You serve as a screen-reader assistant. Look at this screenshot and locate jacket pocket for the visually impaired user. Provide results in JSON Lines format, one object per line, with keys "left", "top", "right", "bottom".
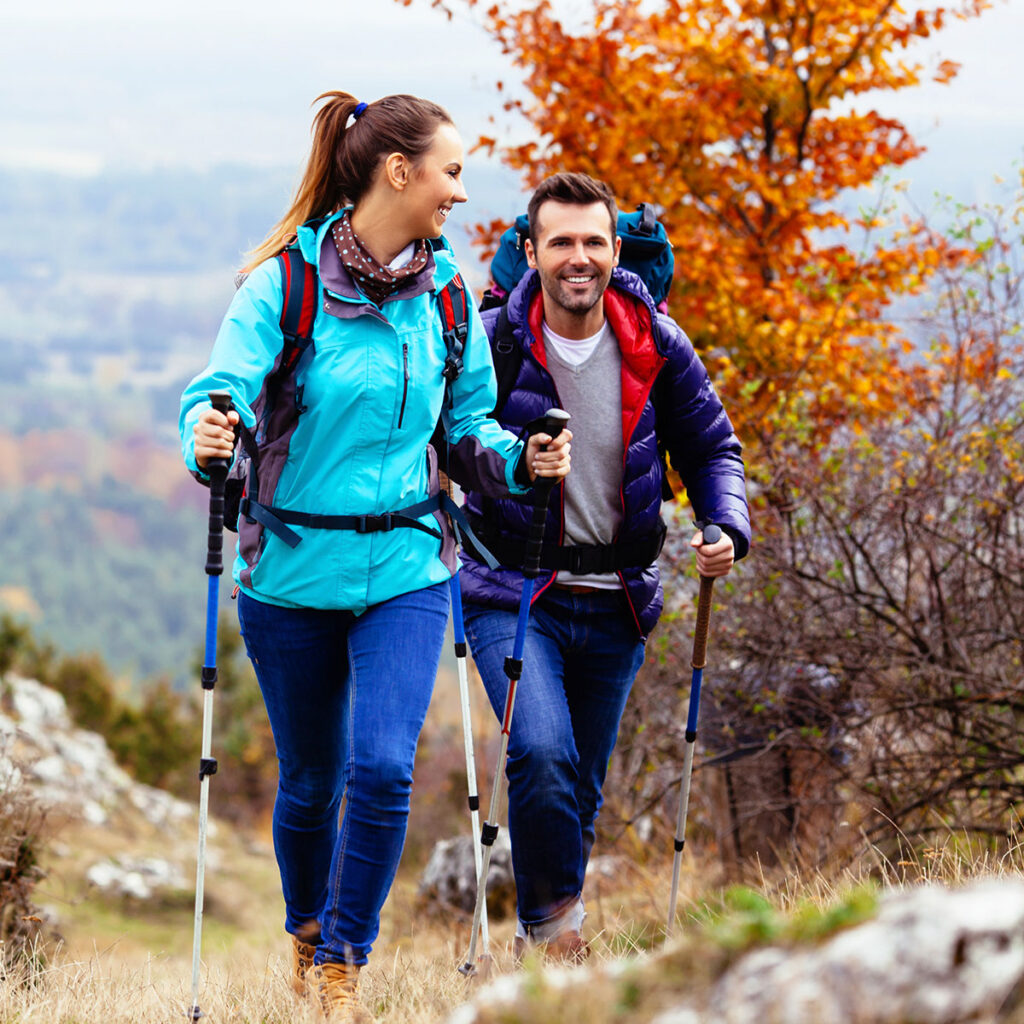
{"left": 397, "top": 341, "right": 410, "bottom": 428}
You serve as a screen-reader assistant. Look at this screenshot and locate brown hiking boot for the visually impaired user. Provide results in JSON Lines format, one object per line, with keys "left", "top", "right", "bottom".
{"left": 512, "top": 929, "right": 590, "bottom": 965}
{"left": 290, "top": 934, "right": 318, "bottom": 996}
{"left": 289, "top": 921, "right": 321, "bottom": 996}
{"left": 312, "top": 961, "right": 368, "bottom": 1021}
{"left": 546, "top": 929, "right": 590, "bottom": 964}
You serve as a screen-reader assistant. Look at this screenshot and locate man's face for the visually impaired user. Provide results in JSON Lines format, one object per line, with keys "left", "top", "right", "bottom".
{"left": 525, "top": 200, "right": 621, "bottom": 319}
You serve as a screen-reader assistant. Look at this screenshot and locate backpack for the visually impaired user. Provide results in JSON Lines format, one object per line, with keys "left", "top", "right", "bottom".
{"left": 220, "top": 237, "right": 471, "bottom": 538}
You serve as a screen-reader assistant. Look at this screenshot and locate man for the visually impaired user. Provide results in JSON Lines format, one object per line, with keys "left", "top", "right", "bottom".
{"left": 459, "top": 172, "right": 750, "bottom": 959}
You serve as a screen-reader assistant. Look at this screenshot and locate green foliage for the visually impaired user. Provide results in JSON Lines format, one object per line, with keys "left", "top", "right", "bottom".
{"left": 46, "top": 653, "right": 117, "bottom": 735}
{"left": 106, "top": 678, "right": 196, "bottom": 792}
{"left": 0, "top": 616, "right": 34, "bottom": 678}
{"left": 697, "top": 883, "right": 879, "bottom": 952}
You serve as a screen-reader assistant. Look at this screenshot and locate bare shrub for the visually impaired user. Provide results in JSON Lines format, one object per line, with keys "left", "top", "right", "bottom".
{"left": 0, "top": 753, "right": 50, "bottom": 975}
{"left": 604, "top": 179, "right": 1024, "bottom": 869}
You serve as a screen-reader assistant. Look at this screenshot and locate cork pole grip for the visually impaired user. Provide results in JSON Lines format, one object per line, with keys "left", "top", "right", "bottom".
{"left": 691, "top": 574, "right": 715, "bottom": 670}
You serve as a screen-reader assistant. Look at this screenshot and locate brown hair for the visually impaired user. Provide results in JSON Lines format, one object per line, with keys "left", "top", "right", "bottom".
{"left": 244, "top": 91, "right": 453, "bottom": 272}
{"left": 526, "top": 172, "right": 618, "bottom": 245}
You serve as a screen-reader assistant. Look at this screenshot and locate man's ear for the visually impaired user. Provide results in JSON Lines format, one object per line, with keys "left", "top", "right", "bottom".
{"left": 612, "top": 235, "right": 622, "bottom": 268}
{"left": 525, "top": 238, "right": 538, "bottom": 269}
{"left": 384, "top": 152, "right": 409, "bottom": 191}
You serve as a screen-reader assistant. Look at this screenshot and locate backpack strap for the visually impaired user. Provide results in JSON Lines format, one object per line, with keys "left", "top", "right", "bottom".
{"left": 238, "top": 246, "right": 319, "bottom": 523}
{"left": 437, "top": 274, "right": 469, "bottom": 406}
{"left": 428, "top": 272, "right": 469, "bottom": 457}
{"left": 648, "top": 313, "right": 677, "bottom": 501}
{"left": 490, "top": 303, "right": 522, "bottom": 418}
{"left": 279, "top": 247, "right": 318, "bottom": 344}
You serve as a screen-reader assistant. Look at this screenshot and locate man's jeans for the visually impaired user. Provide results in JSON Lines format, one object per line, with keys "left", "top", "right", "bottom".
{"left": 463, "top": 585, "right": 646, "bottom": 932}
{"left": 237, "top": 583, "right": 448, "bottom": 965}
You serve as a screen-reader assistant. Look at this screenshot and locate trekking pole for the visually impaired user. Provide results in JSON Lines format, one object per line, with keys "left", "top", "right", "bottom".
{"left": 460, "top": 408, "right": 570, "bottom": 978}
{"left": 188, "top": 391, "right": 234, "bottom": 1021}
{"left": 665, "top": 523, "right": 721, "bottom": 939}
{"left": 449, "top": 571, "right": 489, "bottom": 955}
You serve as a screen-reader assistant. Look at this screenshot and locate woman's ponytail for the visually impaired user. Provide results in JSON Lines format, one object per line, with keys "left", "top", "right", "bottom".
{"left": 242, "top": 90, "right": 453, "bottom": 273}
{"left": 242, "top": 91, "right": 360, "bottom": 272}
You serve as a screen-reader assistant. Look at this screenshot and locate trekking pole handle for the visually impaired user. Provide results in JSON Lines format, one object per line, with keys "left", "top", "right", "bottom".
{"left": 205, "top": 391, "right": 235, "bottom": 577}
{"left": 692, "top": 524, "right": 721, "bottom": 670}
{"left": 523, "top": 409, "right": 570, "bottom": 578}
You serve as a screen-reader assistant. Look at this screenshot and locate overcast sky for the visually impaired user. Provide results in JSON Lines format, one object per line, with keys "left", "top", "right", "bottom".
{"left": 1, "top": 0, "right": 1021, "bottom": 204}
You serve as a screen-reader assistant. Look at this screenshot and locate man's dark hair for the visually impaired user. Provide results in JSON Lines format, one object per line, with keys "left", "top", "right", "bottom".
{"left": 527, "top": 172, "right": 618, "bottom": 245}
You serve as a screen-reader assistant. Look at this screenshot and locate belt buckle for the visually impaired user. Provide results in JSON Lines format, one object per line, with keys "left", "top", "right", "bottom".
{"left": 356, "top": 513, "right": 393, "bottom": 534}
{"left": 567, "top": 546, "right": 587, "bottom": 575}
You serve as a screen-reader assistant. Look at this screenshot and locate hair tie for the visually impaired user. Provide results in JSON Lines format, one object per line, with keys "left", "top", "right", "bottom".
{"left": 353, "top": 101, "right": 368, "bottom": 120}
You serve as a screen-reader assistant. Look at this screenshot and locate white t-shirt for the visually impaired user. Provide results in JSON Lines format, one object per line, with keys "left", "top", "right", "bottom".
{"left": 542, "top": 320, "right": 606, "bottom": 366}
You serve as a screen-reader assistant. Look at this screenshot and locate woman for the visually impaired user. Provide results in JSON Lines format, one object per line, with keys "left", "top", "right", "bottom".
{"left": 179, "top": 91, "right": 571, "bottom": 1020}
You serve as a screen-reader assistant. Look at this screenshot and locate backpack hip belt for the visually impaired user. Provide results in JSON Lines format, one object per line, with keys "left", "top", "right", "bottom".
{"left": 464, "top": 512, "right": 667, "bottom": 574}
{"left": 242, "top": 492, "right": 498, "bottom": 568}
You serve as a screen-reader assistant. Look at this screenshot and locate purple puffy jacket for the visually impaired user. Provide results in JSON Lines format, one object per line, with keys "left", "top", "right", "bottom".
{"left": 458, "top": 267, "right": 750, "bottom": 638}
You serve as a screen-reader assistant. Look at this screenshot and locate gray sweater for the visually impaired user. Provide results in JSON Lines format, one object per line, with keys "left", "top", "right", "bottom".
{"left": 544, "top": 321, "right": 624, "bottom": 589}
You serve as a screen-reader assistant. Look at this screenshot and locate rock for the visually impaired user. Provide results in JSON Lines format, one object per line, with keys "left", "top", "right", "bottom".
{"left": 703, "top": 879, "right": 1024, "bottom": 1023}
{"left": 0, "top": 673, "right": 194, "bottom": 831}
{"left": 85, "top": 855, "right": 187, "bottom": 901}
{"left": 419, "top": 833, "right": 515, "bottom": 918}
{"left": 445, "top": 879, "right": 1024, "bottom": 1024}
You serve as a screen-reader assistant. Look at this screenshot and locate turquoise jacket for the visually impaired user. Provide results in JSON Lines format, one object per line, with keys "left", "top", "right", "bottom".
{"left": 180, "top": 212, "right": 527, "bottom": 613}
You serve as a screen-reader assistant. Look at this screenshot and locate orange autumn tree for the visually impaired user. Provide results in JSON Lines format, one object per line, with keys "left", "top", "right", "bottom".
{"left": 400, "top": 0, "right": 985, "bottom": 449}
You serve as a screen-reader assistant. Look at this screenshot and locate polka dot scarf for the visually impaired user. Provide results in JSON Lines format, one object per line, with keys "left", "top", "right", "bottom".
{"left": 332, "top": 211, "right": 429, "bottom": 307}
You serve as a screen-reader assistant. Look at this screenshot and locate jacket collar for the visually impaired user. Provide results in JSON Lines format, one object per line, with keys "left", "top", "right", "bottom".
{"left": 298, "top": 209, "right": 444, "bottom": 320}
{"left": 506, "top": 265, "right": 665, "bottom": 363}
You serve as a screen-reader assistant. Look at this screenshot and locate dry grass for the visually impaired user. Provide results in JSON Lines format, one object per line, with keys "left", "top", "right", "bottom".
{"left": 5, "top": 828, "right": 1024, "bottom": 1023}
{"left": 6, "top": 657, "right": 1024, "bottom": 1023}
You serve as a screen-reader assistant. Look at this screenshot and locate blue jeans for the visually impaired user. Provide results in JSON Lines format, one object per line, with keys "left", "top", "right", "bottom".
{"left": 237, "top": 583, "right": 449, "bottom": 965}
{"left": 463, "top": 586, "right": 646, "bottom": 930}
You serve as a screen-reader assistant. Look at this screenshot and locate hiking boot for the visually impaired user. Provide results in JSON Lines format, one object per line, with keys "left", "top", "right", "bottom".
{"left": 289, "top": 921, "right": 321, "bottom": 997}
{"left": 512, "top": 929, "right": 589, "bottom": 965}
{"left": 290, "top": 934, "right": 318, "bottom": 996}
{"left": 312, "top": 961, "right": 368, "bottom": 1021}
{"left": 546, "top": 929, "right": 590, "bottom": 964}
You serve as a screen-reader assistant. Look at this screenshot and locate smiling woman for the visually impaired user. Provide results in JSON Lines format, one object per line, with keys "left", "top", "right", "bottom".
{"left": 177, "top": 89, "right": 571, "bottom": 1022}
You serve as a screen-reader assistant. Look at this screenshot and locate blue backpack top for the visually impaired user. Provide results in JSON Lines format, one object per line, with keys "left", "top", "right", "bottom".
{"left": 483, "top": 203, "right": 675, "bottom": 310}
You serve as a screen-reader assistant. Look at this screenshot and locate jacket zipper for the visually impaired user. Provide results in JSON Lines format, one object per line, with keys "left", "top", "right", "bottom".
{"left": 397, "top": 342, "right": 409, "bottom": 428}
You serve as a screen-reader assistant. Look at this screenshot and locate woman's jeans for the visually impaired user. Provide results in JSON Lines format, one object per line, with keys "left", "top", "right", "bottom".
{"left": 237, "top": 583, "right": 449, "bottom": 965}
{"left": 463, "top": 586, "right": 646, "bottom": 932}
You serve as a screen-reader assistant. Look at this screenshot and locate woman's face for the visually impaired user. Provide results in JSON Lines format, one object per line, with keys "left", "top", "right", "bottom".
{"left": 402, "top": 122, "right": 468, "bottom": 239}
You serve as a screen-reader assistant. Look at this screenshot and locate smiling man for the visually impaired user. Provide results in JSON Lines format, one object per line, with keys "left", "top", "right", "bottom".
{"left": 457, "top": 172, "right": 751, "bottom": 960}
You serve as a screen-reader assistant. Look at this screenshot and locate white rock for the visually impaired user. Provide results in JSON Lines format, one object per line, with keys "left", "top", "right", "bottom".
{"left": 8, "top": 676, "right": 71, "bottom": 731}
{"left": 651, "top": 1010, "right": 703, "bottom": 1024}
{"left": 1, "top": 675, "right": 194, "bottom": 830}
{"left": 81, "top": 800, "right": 108, "bottom": 825}
{"left": 29, "top": 754, "right": 68, "bottom": 784}
{"left": 86, "top": 855, "right": 187, "bottom": 901}
{"left": 704, "top": 879, "right": 1024, "bottom": 1024}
